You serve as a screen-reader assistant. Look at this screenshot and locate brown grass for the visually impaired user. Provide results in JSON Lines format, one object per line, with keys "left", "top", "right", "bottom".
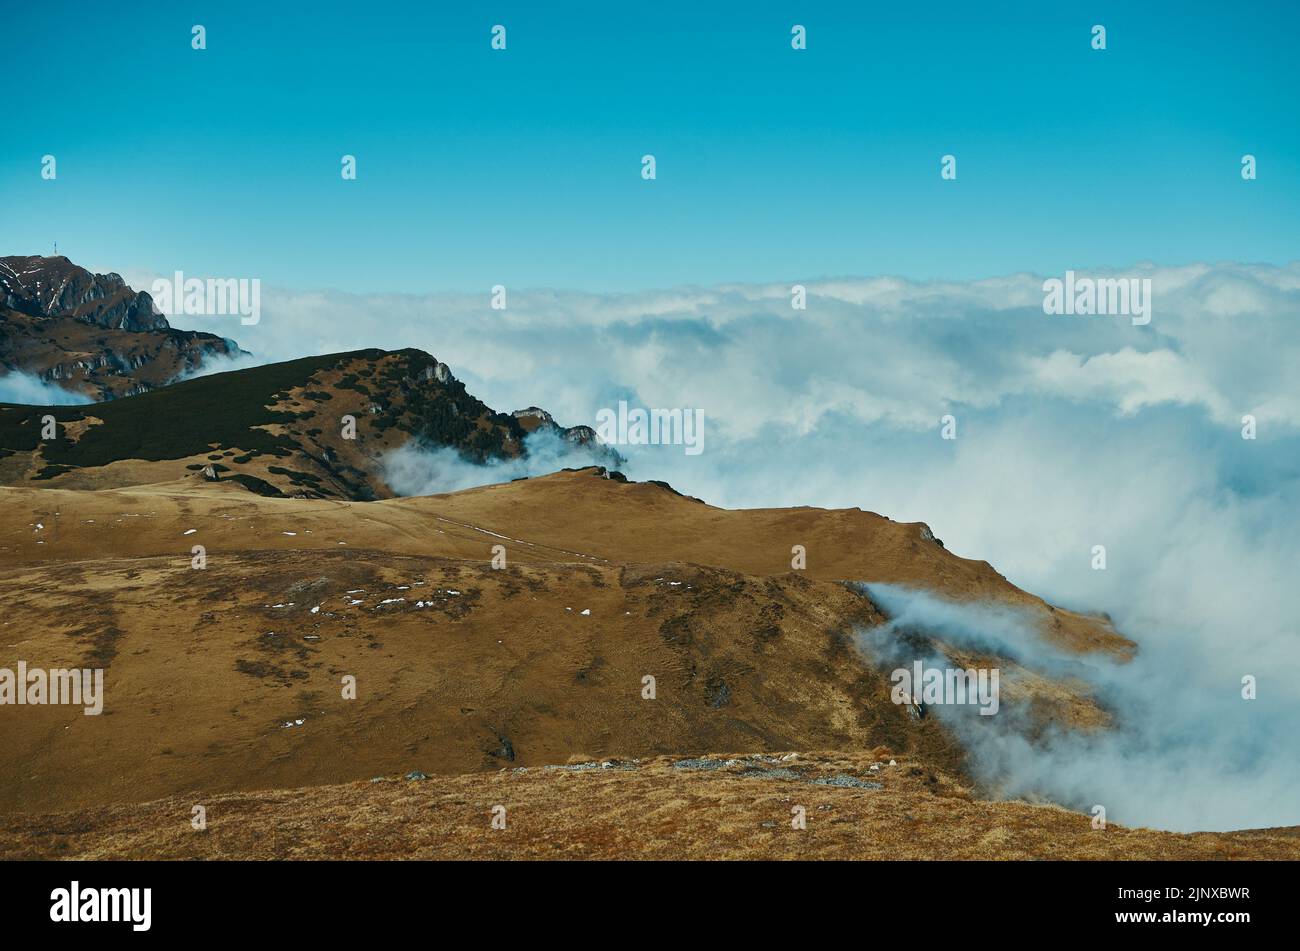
{"left": 3, "top": 751, "right": 1295, "bottom": 861}
{"left": 0, "top": 470, "right": 1275, "bottom": 860}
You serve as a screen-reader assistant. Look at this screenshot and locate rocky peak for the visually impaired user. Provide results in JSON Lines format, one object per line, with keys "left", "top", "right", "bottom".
{"left": 512, "top": 406, "right": 556, "bottom": 426}
{"left": 0, "top": 255, "right": 168, "bottom": 332}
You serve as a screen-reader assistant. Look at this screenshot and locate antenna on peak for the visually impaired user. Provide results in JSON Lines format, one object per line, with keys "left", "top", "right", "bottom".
{"left": 53, "top": 240, "right": 58, "bottom": 257}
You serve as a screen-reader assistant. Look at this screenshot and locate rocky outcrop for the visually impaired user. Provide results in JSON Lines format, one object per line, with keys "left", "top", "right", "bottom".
{"left": 0, "top": 255, "right": 248, "bottom": 401}
{"left": 513, "top": 407, "right": 624, "bottom": 466}
{"left": 0, "top": 255, "right": 169, "bottom": 331}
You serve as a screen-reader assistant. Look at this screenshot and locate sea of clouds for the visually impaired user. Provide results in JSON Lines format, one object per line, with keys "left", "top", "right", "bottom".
{"left": 124, "top": 260, "right": 1299, "bottom": 830}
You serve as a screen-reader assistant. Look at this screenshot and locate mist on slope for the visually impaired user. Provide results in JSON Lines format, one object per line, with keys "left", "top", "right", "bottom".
{"left": 381, "top": 428, "right": 605, "bottom": 496}
{"left": 858, "top": 584, "right": 1298, "bottom": 833}
{"left": 0, "top": 371, "right": 93, "bottom": 405}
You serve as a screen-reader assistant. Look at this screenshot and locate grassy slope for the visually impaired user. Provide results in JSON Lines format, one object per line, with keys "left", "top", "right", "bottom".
{"left": 4, "top": 751, "right": 1297, "bottom": 860}
{"left": 2, "top": 469, "right": 1122, "bottom": 823}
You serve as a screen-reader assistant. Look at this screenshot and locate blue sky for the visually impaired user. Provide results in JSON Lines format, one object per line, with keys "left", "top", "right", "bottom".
{"left": 2, "top": 0, "right": 1297, "bottom": 293}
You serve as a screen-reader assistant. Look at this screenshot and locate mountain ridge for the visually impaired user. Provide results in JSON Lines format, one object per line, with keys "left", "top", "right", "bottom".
{"left": 0, "top": 346, "right": 620, "bottom": 499}
{"left": 0, "top": 255, "right": 246, "bottom": 400}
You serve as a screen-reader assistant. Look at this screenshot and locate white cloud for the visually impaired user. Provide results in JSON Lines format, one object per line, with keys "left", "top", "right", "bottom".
{"left": 1025, "top": 347, "right": 1234, "bottom": 419}
{"left": 382, "top": 429, "right": 603, "bottom": 497}
{"left": 143, "top": 260, "right": 1300, "bottom": 431}
{"left": 0, "top": 371, "right": 92, "bottom": 405}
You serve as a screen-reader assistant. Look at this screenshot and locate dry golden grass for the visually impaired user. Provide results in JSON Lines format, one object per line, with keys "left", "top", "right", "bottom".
{"left": 1, "top": 469, "right": 1274, "bottom": 860}
{"left": 0, "top": 467, "right": 1132, "bottom": 655}
{"left": 4, "top": 751, "right": 1295, "bottom": 861}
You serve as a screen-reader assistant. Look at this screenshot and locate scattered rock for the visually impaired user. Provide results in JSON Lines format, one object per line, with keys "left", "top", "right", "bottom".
{"left": 741, "top": 767, "right": 801, "bottom": 781}
{"left": 545, "top": 759, "right": 639, "bottom": 772}
{"left": 703, "top": 676, "right": 732, "bottom": 709}
{"left": 672, "top": 757, "right": 732, "bottom": 771}
{"left": 810, "top": 774, "right": 883, "bottom": 790}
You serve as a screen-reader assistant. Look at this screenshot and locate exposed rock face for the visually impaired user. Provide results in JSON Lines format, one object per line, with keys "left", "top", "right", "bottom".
{"left": 512, "top": 406, "right": 556, "bottom": 427}
{"left": 512, "top": 406, "right": 623, "bottom": 465}
{"left": 562, "top": 424, "right": 601, "bottom": 447}
{"left": 0, "top": 255, "right": 247, "bottom": 401}
{"left": 0, "top": 256, "right": 168, "bottom": 331}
